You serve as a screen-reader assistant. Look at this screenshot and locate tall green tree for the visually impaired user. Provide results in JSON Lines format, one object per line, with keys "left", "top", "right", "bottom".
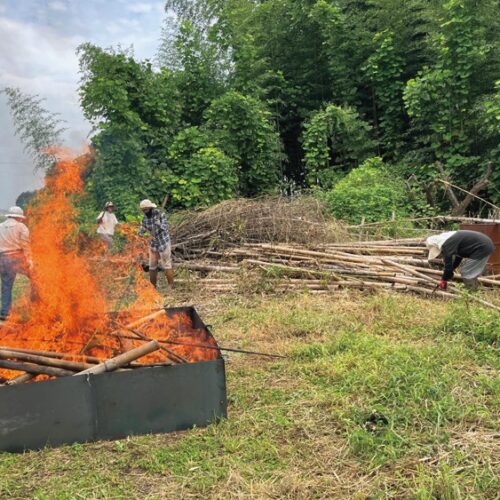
{"left": 205, "top": 91, "right": 282, "bottom": 195}
{"left": 403, "top": 0, "right": 490, "bottom": 176}
{"left": 2, "top": 87, "right": 66, "bottom": 172}
{"left": 302, "top": 104, "right": 374, "bottom": 187}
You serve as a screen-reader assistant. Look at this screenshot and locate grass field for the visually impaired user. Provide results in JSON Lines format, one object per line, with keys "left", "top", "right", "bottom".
{"left": 0, "top": 286, "right": 498, "bottom": 499}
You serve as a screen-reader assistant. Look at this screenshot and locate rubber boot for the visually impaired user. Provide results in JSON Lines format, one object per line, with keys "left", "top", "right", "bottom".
{"left": 462, "top": 277, "right": 479, "bottom": 291}
{"left": 149, "top": 269, "right": 158, "bottom": 288}
{"left": 165, "top": 269, "right": 174, "bottom": 290}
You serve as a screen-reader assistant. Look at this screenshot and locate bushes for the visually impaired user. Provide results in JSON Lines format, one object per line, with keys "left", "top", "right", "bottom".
{"left": 167, "top": 127, "right": 238, "bottom": 207}
{"left": 319, "top": 157, "right": 410, "bottom": 224}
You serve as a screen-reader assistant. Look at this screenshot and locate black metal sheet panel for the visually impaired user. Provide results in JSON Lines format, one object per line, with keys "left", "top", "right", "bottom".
{"left": 93, "top": 360, "right": 227, "bottom": 439}
{"left": 0, "top": 376, "right": 95, "bottom": 452}
{"left": 0, "top": 359, "right": 227, "bottom": 452}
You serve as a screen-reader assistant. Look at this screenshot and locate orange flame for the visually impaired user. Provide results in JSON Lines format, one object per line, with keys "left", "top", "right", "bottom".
{"left": 0, "top": 151, "right": 218, "bottom": 382}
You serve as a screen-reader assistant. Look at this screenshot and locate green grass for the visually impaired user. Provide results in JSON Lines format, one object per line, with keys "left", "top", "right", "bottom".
{"left": 0, "top": 291, "right": 498, "bottom": 498}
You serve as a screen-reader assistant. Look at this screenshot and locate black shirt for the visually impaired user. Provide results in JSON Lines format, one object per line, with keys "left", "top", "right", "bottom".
{"left": 441, "top": 230, "right": 495, "bottom": 280}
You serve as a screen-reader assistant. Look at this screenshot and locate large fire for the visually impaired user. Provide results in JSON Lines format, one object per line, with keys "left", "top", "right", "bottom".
{"left": 0, "top": 151, "right": 218, "bottom": 382}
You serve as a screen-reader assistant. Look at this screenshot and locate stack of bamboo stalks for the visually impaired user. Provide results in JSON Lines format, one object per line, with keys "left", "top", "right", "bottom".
{"left": 177, "top": 238, "right": 500, "bottom": 311}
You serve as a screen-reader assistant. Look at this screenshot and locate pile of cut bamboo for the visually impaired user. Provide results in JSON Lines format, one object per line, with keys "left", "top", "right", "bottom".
{"left": 177, "top": 238, "right": 500, "bottom": 311}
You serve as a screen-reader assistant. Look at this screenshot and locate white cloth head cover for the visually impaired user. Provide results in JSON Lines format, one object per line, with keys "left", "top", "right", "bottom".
{"left": 139, "top": 199, "right": 157, "bottom": 209}
{"left": 425, "top": 231, "right": 457, "bottom": 260}
{"left": 6, "top": 206, "right": 25, "bottom": 219}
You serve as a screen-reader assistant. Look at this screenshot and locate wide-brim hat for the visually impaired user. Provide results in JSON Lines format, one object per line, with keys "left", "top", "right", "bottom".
{"left": 6, "top": 206, "right": 25, "bottom": 219}
{"left": 427, "top": 245, "right": 441, "bottom": 261}
{"left": 139, "top": 199, "right": 157, "bottom": 209}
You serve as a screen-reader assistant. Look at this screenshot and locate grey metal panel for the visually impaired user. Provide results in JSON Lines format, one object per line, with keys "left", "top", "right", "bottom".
{"left": 93, "top": 360, "right": 227, "bottom": 439}
{"left": 0, "top": 376, "right": 95, "bottom": 452}
{"left": 0, "top": 359, "right": 227, "bottom": 452}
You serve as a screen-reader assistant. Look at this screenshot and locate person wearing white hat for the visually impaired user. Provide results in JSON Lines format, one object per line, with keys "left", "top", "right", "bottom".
{"left": 96, "top": 201, "right": 119, "bottom": 251}
{"left": 0, "top": 206, "right": 33, "bottom": 319}
{"left": 138, "top": 199, "right": 173, "bottom": 289}
{"left": 426, "top": 230, "right": 495, "bottom": 291}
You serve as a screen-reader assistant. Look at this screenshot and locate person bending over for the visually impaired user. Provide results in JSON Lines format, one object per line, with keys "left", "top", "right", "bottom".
{"left": 426, "top": 230, "right": 495, "bottom": 291}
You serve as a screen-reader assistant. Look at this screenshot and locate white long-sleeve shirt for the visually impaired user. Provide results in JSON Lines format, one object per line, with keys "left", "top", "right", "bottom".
{"left": 0, "top": 218, "right": 31, "bottom": 259}
{"left": 96, "top": 211, "right": 119, "bottom": 236}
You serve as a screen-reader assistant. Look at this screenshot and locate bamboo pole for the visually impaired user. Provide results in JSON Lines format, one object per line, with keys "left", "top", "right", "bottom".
{"left": 5, "top": 373, "right": 35, "bottom": 385}
{"left": 243, "top": 259, "right": 339, "bottom": 279}
{"left": 75, "top": 340, "right": 161, "bottom": 376}
{"left": 181, "top": 263, "right": 239, "bottom": 273}
{"left": 0, "top": 360, "right": 74, "bottom": 377}
{"left": 0, "top": 349, "right": 94, "bottom": 371}
{"left": 0, "top": 346, "right": 102, "bottom": 364}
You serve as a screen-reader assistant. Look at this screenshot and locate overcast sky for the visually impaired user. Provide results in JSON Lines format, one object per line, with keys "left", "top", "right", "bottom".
{"left": 0, "top": 0, "right": 166, "bottom": 208}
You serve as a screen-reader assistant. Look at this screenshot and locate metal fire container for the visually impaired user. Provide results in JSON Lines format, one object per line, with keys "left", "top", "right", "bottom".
{"left": 0, "top": 307, "right": 227, "bottom": 453}
{"left": 459, "top": 223, "right": 500, "bottom": 273}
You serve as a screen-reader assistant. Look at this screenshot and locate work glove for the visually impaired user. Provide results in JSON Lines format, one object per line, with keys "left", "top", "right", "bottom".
{"left": 438, "top": 279, "right": 448, "bottom": 290}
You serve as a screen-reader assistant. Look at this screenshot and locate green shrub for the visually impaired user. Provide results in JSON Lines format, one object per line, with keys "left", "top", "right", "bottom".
{"left": 320, "top": 157, "right": 410, "bottom": 223}
{"left": 167, "top": 127, "right": 238, "bottom": 208}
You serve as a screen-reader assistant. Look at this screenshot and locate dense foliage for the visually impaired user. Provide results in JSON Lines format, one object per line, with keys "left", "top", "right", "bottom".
{"left": 320, "top": 157, "right": 410, "bottom": 223}
{"left": 76, "top": 0, "right": 499, "bottom": 218}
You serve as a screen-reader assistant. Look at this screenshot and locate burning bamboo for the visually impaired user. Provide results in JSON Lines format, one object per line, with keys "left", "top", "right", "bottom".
{"left": 0, "top": 346, "right": 102, "bottom": 364}
{"left": 113, "top": 323, "right": 189, "bottom": 364}
{"left": 75, "top": 340, "right": 161, "bottom": 376}
{"left": 0, "top": 360, "right": 75, "bottom": 377}
{"left": 5, "top": 373, "right": 35, "bottom": 385}
{"left": 0, "top": 349, "right": 94, "bottom": 371}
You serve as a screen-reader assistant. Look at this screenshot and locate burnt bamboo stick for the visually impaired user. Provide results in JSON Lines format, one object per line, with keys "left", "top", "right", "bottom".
{"left": 5, "top": 373, "right": 35, "bottom": 385}
{"left": 115, "top": 334, "right": 287, "bottom": 359}
{"left": 125, "top": 309, "right": 168, "bottom": 329}
{"left": 0, "top": 349, "right": 94, "bottom": 371}
{"left": 0, "top": 360, "right": 74, "bottom": 377}
{"left": 0, "top": 346, "right": 103, "bottom": 364}
{"left": 75, "top": 340, "right": 161, "bottom": 376}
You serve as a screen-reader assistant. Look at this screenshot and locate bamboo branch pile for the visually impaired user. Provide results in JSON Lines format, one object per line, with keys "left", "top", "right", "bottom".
{"left": 170, "top": 196, "right": 350, "bottom": 259}
{"left": 177, "top": 239, "right": 500, "bottom": 310}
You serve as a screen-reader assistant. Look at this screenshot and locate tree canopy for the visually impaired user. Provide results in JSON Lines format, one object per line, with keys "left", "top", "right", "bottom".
{"left": 76, "top": 0, "right": 499, "bottom": 217}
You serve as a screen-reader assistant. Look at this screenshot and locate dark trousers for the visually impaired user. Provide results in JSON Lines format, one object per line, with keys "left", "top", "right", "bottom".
{"left": 0, "top": 253, "right": 25, "bottom": 317}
